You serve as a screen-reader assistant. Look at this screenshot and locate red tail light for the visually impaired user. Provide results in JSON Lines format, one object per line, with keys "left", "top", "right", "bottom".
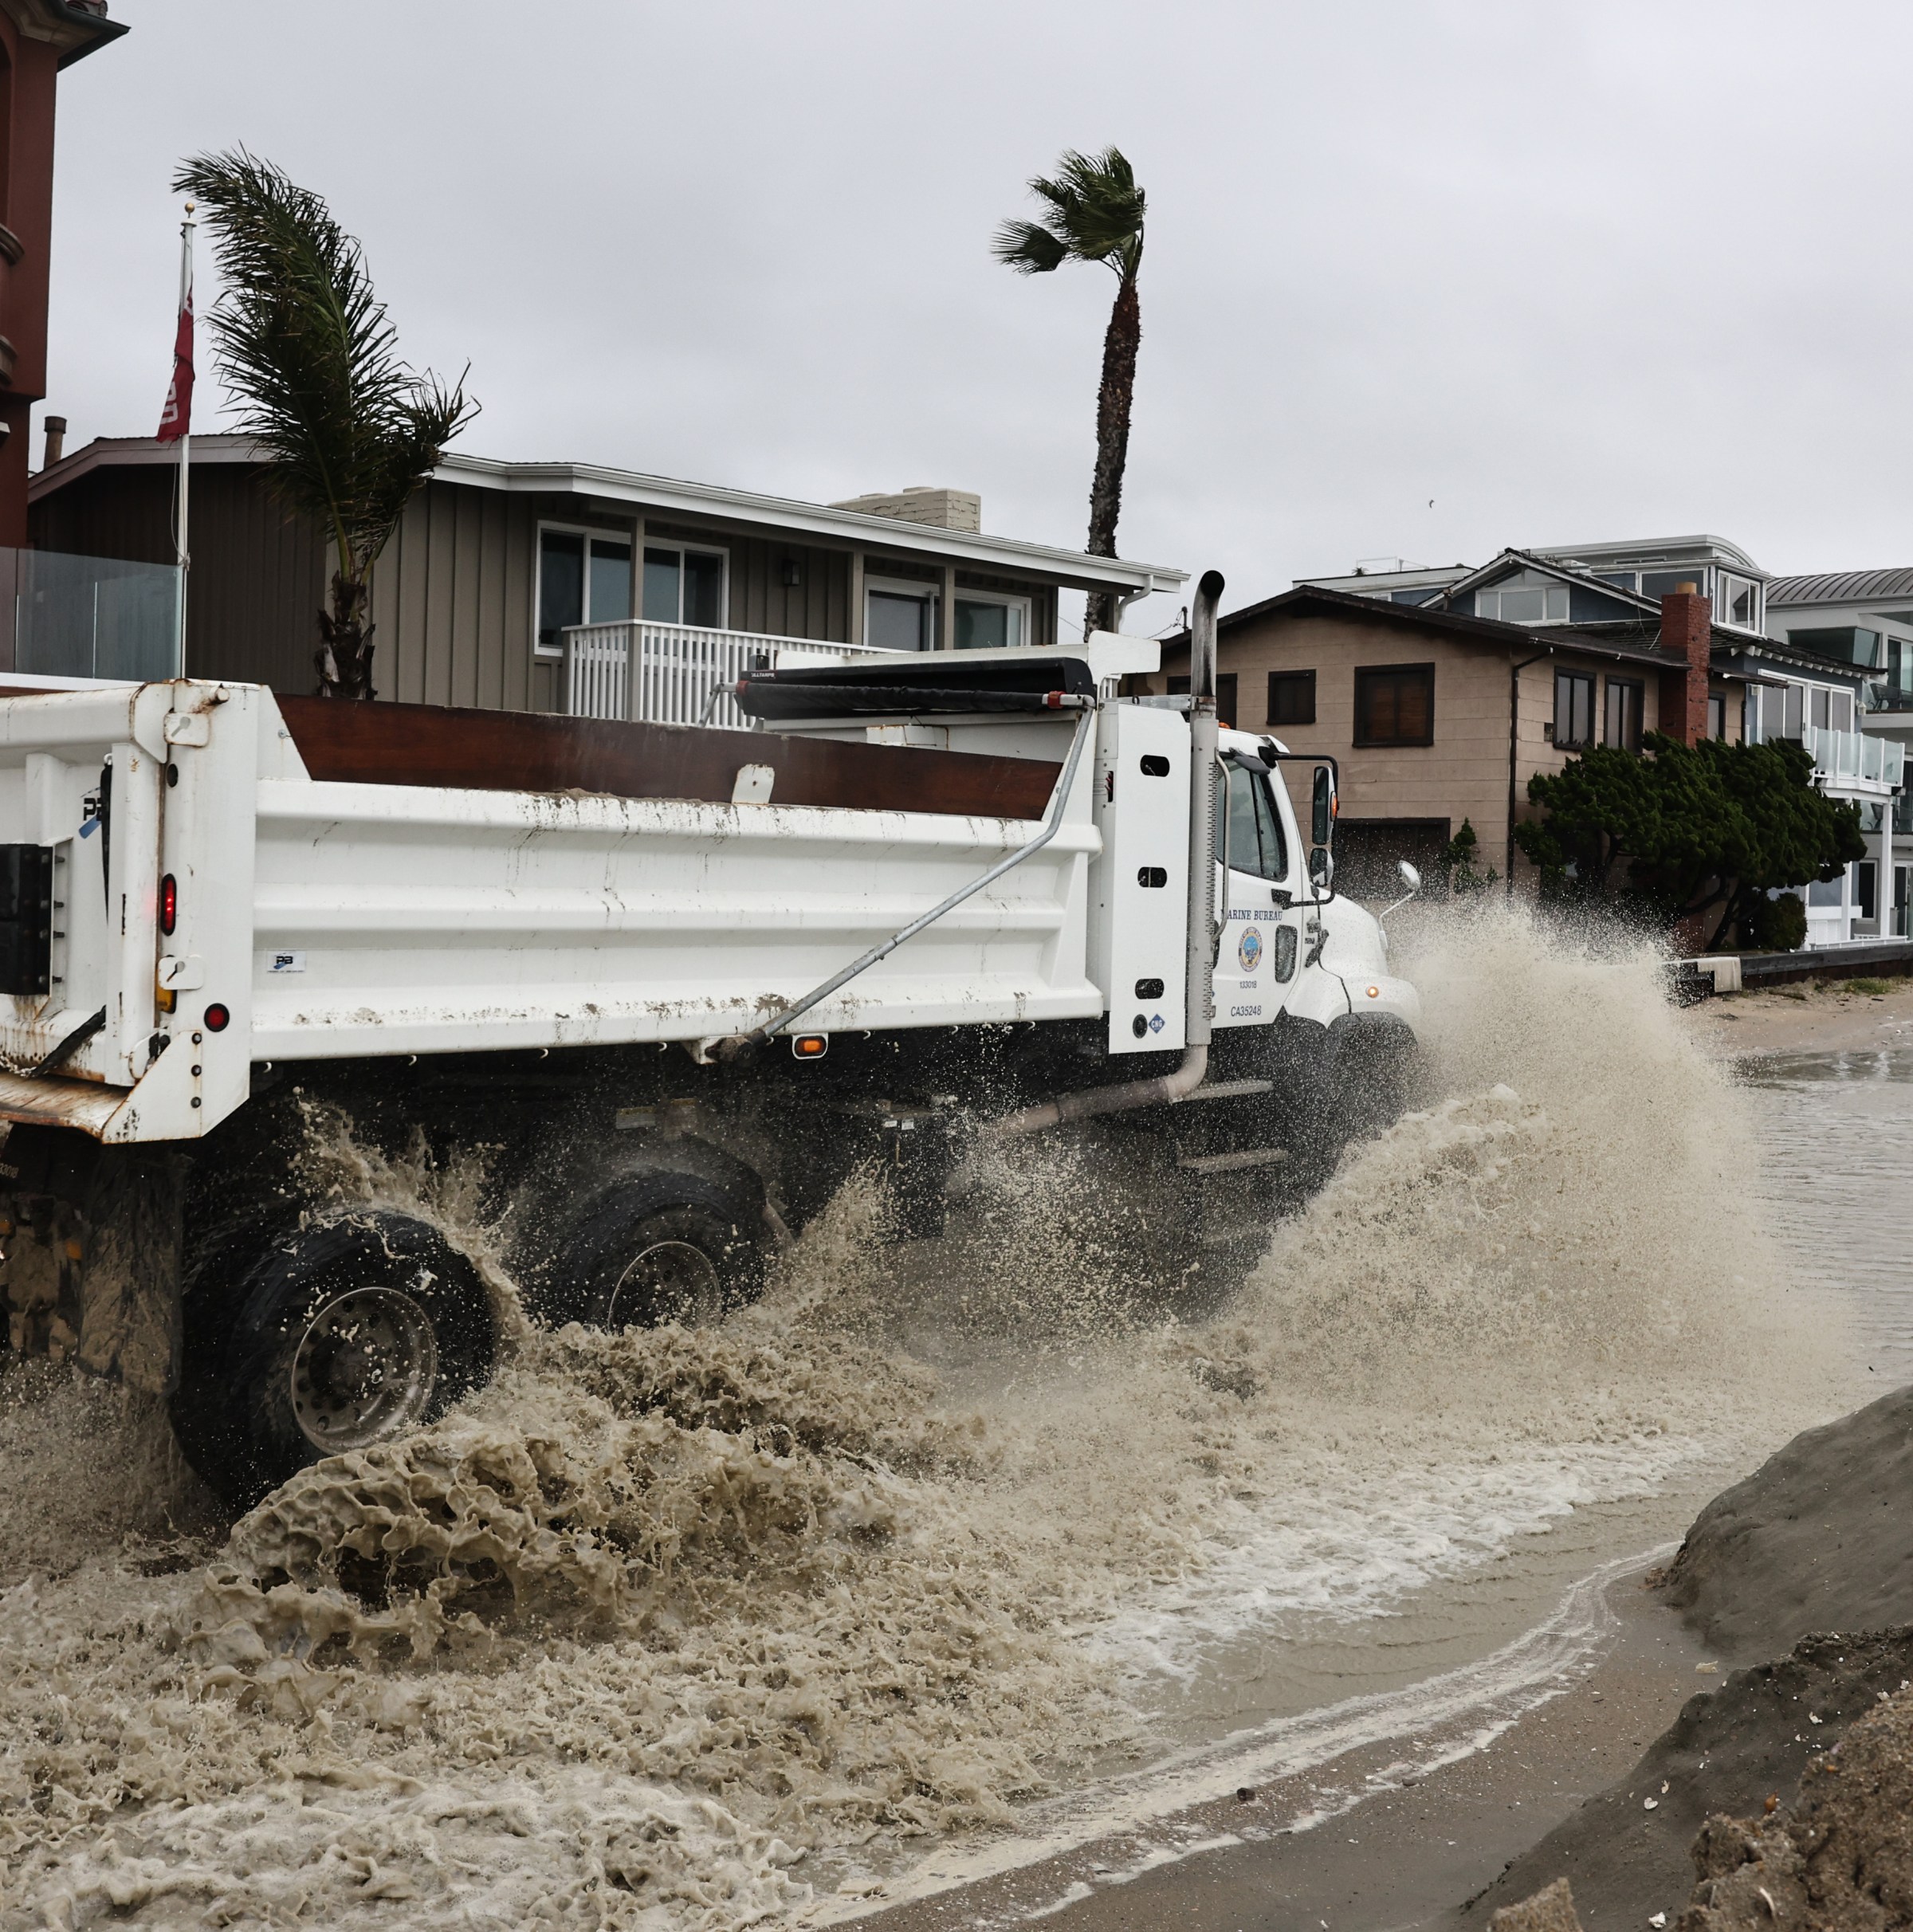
{"left": 159, "top": 874, "right": 177, "bottom": 934}
{"left": 203, "top": 1002, "right": 230, "bottom": 1032}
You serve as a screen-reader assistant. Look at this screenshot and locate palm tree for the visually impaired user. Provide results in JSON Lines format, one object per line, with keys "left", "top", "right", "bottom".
{"left": 172, "top": 149, "right": 477, "bottom": 698}
{"left": 994, "top": 147, "right": 1146, "bottom": 637}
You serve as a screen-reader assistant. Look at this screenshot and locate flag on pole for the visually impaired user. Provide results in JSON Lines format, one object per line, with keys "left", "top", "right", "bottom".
{"left": 157, "top": 269, "right": 193, "bottom": 442}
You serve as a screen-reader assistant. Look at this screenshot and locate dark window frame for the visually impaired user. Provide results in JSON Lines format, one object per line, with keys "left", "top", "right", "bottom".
{"left": 1554, "top": 669, "right": 1596, "bottom": 750}
{"left": 1603, "top": 676, "right": 1644, "bottom": 752}
{"left": 1707, "top": 691, "right": 1727, "bottom": 740}
{"left": 1217, "top": 672, "right": 1239, "bottom": 728}
{"left": 1267, "top": 669, "right": 1317, "bottom": 728}
{"left": 1352, "top": 662, "right": 1436, "bottom": 748}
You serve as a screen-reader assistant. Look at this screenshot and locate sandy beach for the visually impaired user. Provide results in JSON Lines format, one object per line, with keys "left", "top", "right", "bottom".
{"left": 1687, "top": 974, "right": 1913, "bottom": 1059}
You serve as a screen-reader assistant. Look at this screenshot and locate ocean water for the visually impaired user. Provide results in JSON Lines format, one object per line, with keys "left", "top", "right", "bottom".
{"left": 0, "top": 912, "right": 1874, "bottom": 1930}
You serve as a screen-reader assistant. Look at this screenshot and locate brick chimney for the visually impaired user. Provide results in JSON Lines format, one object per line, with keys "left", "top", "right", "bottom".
{"left": 1657, "top": 583, "right": 1711, "bottom": 745}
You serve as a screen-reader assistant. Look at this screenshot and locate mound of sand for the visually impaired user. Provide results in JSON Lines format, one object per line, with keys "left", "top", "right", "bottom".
{"left": 1677, "top": 1676, "right": 1913, "bottom": 1929}
{"left": 1468, "top": 1386, "right": 1913, "bottom": 1930}
{"left": 1491, "top": 1675, "right": 1913, "bottom": 1932}
{"left": 1471, "top": 1628, "right": 1913, "bottom": 1928}
{"left": 1658, "top": 1384, "right": 1913, "bottom": 1663}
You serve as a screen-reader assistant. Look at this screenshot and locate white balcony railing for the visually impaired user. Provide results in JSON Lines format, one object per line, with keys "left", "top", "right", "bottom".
{"left": 563, "top": 622, "right": 884, "bottom": 730}
{"left": 1801, "top": 722, "right": 1906, "bottom": 793}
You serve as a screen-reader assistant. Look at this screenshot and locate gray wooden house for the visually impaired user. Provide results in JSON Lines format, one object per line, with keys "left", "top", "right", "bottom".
{"left": 28, "top": 436, "right": 1183, "bottom": 723}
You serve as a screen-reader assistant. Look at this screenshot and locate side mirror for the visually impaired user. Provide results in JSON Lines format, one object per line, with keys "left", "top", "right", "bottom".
{"left": 1311, "top": 768, "right": 1334, "bottom": 849}
{"left": 1398, "top": 861, "right": 1421, "bottom": 890}
{"left": 1309, "top": 846, "right": 1334, "bottom": 889}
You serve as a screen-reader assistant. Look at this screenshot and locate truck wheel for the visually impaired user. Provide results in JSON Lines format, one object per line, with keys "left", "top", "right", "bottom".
{"left": 170, "top": 1210, "right": 497, "bottom": 1510}
{"left": 550, "top": 1171, "right": 764, "bottom": 1330}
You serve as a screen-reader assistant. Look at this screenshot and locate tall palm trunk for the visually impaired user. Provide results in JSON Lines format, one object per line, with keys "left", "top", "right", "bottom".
{"left": 1084, "top": 269, "right": 1141, "bottom": 637}
{"left": 316, "top": 572, "right": 375, "bottom": 700}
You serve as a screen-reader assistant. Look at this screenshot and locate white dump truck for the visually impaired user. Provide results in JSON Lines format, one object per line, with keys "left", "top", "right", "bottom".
{"left": 0, "top": 572, "right": 1420, "bottom": 1502}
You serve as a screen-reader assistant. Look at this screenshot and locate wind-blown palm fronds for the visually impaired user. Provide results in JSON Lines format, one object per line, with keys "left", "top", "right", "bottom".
{"left": 173, "top": 148, "right": 477, "bottom": 697}
{"left": 995, "top": 148, "right": 1146, "bottom": 635}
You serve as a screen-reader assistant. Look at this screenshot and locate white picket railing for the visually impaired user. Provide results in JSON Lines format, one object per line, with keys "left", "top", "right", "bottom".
{"left": 564, "top": 622, "right": 884, "bottom": 730}
{"left": 1801, "top": 722, "right": 1906, "bottom": 792}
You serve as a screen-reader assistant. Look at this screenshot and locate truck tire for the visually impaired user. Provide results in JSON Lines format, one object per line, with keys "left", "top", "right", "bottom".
{"left": 170, "top": 1209, "right": 497, "bottom": 1510}
{"left": 548, "top": 1170, "right": 764, "bottom": 1331}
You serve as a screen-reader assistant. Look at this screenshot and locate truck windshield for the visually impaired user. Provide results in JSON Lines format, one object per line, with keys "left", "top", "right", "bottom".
{"left": 1220, "top": 764, "right": 1289, "bottom": 882}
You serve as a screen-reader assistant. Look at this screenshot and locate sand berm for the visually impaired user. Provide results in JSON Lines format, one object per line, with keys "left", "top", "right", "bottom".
{"left": 1471, "top": 1379, "right": 1913, "bottom": 1930}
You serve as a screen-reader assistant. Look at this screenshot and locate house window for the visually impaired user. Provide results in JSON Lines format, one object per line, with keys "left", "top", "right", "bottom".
{"left": 1479, "top": 584, "right": 1569, "bottom": 623}
{"left": 1785, "top": 683, "right": 1805, "bottom": 737}
{"left": 1719, "top": 573, "right": 1759, "bottom": 630}
{"left": 1267, "top": 669, "right": 1316, "bottom": 727}
{"left": 643, "top": 544, "right": 725, "bottom": 628}
{"left": 1856, "top": 861, "right": 1878, "bottom": 922}
{"left": 866, "top": 577, "right": 937, "bottom": 651}
{"left": 953, "top": 589, "right": 1029, "bottom": 650}
{"left": 1604, "top": 677, "right": 1642, "bottom": 751}
{"left": 1353, "top": 664, "right": 1434, "bottom": 747}
{"left": 1641, "top": 569, "right": 1709, "bottom": 599}
{"left": 537, "top": 527, "right": 634, "bottom": 654}
{"left": 1707, "top": 692, "right": 1726, "bottom": 739}
{"left": 1554, "top": 670, "right": 1595, "bottom": 749}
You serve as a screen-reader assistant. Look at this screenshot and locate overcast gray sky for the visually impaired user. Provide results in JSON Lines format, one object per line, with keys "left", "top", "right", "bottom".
{"left": 41, "top": 1, "right": 1913, "bottom": 632}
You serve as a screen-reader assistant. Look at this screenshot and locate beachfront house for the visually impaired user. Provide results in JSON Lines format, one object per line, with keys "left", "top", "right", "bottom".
{"left": 26, "top": 434, "right": 1184, "bottom": 725}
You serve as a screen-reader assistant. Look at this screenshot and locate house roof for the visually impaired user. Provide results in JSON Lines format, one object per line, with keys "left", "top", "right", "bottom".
{"left": 31, "top": 434, "right": 1184, "bottom": 595}
{"left": 1436, "top": 547, "right": 1663, "bottom": 615}
{"left": 1174, "top": 583, "right": 1702, "bottom": 673}
{"left": 1537, "top": 533, "right": 1769, "bottom": 579}
{"left": 1767, "top": 567, "right": 1913, "bottom": 606}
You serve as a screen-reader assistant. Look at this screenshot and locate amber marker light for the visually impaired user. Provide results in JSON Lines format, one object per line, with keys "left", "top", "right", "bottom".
{"left": 791, "top": 1034, "right": 829, "bottom": 1059}
{"left": 1366, "top": 985, "right": 1381, "bottom": 999}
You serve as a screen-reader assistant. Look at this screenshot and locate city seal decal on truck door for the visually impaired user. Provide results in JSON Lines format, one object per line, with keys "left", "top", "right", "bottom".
{"left": 1237, "top": 927, "right": 1263, "bottom": 972}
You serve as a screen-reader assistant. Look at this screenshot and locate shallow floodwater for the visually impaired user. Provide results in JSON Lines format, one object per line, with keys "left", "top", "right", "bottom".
{"left": 1742, "top": 1044, "right": 1913, "bottom": 1388}
{"left": 0, "top": 918, "right": 1894, "bottom": 1930}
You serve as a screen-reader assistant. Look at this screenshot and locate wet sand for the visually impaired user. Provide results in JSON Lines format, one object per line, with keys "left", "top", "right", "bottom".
{"left": 851, "top": 1568, "right": 1714, "bottom": 1932}
{"left": 843, "top": 978, "right": 1909, "bottom": 1932}
{"left": 1687, "top": 972, "right": 1913, "bottom": 1058}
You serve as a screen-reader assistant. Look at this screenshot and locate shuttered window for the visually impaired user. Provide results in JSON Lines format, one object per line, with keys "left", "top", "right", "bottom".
{"left": 1353, "top": 664, "right": 1434, "bottom": 747}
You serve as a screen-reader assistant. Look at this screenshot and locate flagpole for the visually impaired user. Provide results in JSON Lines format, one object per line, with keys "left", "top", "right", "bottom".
{"left": 175, "top": 201, "right": 194, "bottom": 677}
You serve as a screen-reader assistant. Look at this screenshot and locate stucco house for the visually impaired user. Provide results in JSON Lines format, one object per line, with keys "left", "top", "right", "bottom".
{"left": 1145, "top": 579, "right": 1735, "bottom": 898}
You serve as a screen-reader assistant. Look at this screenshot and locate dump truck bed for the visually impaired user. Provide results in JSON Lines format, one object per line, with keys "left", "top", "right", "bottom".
{"left": 0, "top": 679, "right": 1100, "bottom": 1143}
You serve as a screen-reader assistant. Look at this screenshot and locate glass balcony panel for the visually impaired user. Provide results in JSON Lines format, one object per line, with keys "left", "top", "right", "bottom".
{"left": 4, "top": 548, "right": 181, "bottom": 681}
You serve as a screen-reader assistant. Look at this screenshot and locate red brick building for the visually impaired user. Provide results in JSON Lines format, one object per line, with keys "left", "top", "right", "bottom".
{"left": 0, "top": 1, "right": 124, "bottom": 546}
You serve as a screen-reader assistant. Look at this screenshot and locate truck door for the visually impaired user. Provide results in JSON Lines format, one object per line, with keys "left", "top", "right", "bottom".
{"left": 1212, "top": 760, "right": 1306, "bottom": 1029}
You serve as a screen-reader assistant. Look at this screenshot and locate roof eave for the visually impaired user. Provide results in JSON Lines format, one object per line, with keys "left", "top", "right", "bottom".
{"left": 432, "top": 454, "right": 1184, "bottom": 590}
{"left": 29, "top": 437, "right": 1183, "bottom": 593}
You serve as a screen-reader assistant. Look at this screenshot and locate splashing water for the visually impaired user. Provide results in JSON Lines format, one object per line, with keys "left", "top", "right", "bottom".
{"left": 0, "top": 909, "right": 1852, "bottom": 1927}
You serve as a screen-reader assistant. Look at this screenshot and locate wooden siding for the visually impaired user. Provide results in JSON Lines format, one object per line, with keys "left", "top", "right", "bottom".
{"left": 369, "top": 481, "right": 536, "bottom": 711}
